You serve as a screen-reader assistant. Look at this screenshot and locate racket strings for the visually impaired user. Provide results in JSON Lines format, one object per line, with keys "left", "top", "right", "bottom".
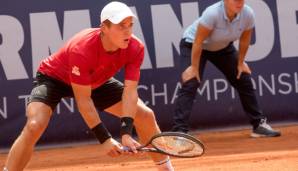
{"left": 152, "top": 136, "right": 203, "bottom": 156}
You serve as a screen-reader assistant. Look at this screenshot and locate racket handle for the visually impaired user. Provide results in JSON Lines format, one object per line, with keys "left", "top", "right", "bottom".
{"left": 122, "top": 146, "right": 145, "bottom": 152}
{"left": 122, "top": 146, "right": 131, "bottom": 152}
{"left": 122, "top": 146, "right": 140, "bottom": 152}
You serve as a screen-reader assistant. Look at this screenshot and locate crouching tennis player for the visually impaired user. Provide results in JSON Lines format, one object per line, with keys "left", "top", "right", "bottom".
{"left": 3, "top": 1, "right": 174, "bottom": 171}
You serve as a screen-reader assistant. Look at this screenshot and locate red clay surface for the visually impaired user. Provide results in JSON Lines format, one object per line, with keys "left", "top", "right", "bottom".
{"left": 1, "top": 125, "right": 298, "bottom": 171}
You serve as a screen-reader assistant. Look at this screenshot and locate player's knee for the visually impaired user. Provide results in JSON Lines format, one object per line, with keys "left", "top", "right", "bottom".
{"left": 145, "top": 109, "right": 156, "bottom": 122}
{"left": 24, "top": 103, "right": 51, "bottom": 137}
{"left": 25, "top": 119, "right": 47, "bottom": 137}
{"left": 137, "top": 108, "right": 156, "bottom": 124}
{"left": 232, "top": 75, "right": 254, "bottom": 90}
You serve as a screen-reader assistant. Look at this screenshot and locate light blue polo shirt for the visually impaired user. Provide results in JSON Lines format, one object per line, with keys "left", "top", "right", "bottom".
{"left": 183, "top": 1, "right": 255, "bottom": 51}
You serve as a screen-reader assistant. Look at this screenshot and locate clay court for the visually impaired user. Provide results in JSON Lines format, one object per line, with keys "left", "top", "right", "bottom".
{"left": 1, "top": 124, "right": 297, "bottom": 171}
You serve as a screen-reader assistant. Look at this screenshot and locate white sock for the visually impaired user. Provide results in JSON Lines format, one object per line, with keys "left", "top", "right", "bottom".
{"left": 155, "top": 157, "right": 174, "bottom": 171}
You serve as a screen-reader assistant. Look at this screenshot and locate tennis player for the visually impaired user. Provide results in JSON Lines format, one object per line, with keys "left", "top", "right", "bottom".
{"left": 171, "top": 0, "right": 281, "bottom": 137}
{"left": 4, "top": 2, "right": 174, "bottom": 171}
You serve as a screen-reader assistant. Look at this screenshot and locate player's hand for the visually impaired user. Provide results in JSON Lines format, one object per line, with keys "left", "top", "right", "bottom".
{"left": 121, "top": 134, "right": 141, "bottom": 154}
{"left": 102, "top": 137, "right": 123, "bottom": 157}
{"left": 182, "top": 66, "right": 200, "bottom": 82}
{"left": 237, "top": 62, "right": 251, "bottom": 79}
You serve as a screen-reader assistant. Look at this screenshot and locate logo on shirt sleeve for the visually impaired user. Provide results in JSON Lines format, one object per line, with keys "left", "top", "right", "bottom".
{"left": 72, "top": 66, "right": 80, "bottom": 76}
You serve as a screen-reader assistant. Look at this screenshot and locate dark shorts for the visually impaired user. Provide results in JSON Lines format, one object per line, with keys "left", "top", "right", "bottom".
{"left": 28, "top": 72, "right": 124, "bottom": 111}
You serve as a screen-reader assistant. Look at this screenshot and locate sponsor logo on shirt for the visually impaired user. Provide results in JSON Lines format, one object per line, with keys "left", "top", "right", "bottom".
{"left": 72, "top": 66, "right": 80, "bottom": 76}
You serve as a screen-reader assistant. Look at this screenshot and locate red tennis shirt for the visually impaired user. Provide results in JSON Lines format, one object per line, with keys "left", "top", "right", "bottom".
{"left": 38, "top": 28, "right": 144, "bottom": 89}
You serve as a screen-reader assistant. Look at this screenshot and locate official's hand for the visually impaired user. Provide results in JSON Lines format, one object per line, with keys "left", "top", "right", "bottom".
{"left": 237, "top": 62, "right": 251, "bottom": 79}
{"left": 102, "top": 137, "right": 123, "bottom": 157}
{"left": 121, "top": 134, "right": 141, "bottom": 154}
{"left": 182, "top": 66, "right": 200, "bottom": 82}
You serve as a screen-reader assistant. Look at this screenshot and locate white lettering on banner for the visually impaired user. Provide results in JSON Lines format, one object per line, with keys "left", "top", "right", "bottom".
{"left": 295, "top": 72, "right": 298, "bottom": 93}
{"left": 245, "top": 0, "right": 275, "bottom": 62}
{"left": 18, "top": 95, "right": 30, "bottom": 110}
{"left": 258, "top": 75, "right": 276, "bottom": 96}
{"left": 138, "top": 85, "right": 150, "bottom": 105}
{"left": 277, "top": 0, "right": 298, "bottom": 58}
{"left": 30, "top": 10, "right": 91, "bottom": 75}
{"left": 278, "top": 73, "right": 292, "bottom": 94}
{"left": 197, "top": 80, "right": 211, "bottom": 101}
{"left": 213, "top": 79, "right": 228, "bottom": 100}
{"left": 151, "top": 2, "right": 198, "bottom": 68}
{"left": 56, "top": 98, "right": 75, "bottom": 114}
{"left": 0, "top": 97, "right": 7, "bottom": 119}
{"left": 231, "top": 87, "right": 236, "bottom": 99}
{"left": 0, "top": 2, "right": 297, "bottom": 81}
{"left": 139, "top": 72, "right": 298, "bottom": 106}
{"left": 1, "top": 73, "right": 297, "bottom": 119}
{"left": 18, "top": 95, "right": 75, "bottom": 115}
{"left": 251, "top": 78, "right": 257, "bottom": 90}
{"left": 0, "top": 16, "right": 28, "bottom": 80}
{"left": 130, "top": 7, "right": 152, "bottom": 70}
{"left": 151, "top": 83, "right": 168, "bottom": 105}
{"left": 171, "top": 82, "right": 181, "bottom": 104}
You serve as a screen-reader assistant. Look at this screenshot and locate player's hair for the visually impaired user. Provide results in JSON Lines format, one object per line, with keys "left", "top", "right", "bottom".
{"left": 101, "top": 19, "right": 112, "bottom": 28}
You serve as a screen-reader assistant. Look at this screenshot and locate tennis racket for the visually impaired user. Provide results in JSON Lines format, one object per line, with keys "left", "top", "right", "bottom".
{"left": 123, "top": 132, "right": 205, "bottom": 158}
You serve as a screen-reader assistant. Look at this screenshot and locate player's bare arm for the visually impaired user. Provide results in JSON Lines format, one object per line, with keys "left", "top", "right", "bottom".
{"left": 122, "top": 80, "right": 138, "bottom": 119}
{"left": 71, "top": 82, "right": 123, "bottom": 157}
{"left": 120, "top": 80, "right": 141, "bottom": 153}
{"left": 71, "top": 83, "right": 101, "bottom": 128}
{"left": 182, "top": 24, "right": 212, "bottom": 82}
{"left": 237, "top": 28, "right": 253, "bottom": 79}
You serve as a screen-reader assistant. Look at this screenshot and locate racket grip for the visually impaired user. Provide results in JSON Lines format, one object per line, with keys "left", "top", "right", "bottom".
{"left": 122, "top": 146, "right": 132, "bottom": 152}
